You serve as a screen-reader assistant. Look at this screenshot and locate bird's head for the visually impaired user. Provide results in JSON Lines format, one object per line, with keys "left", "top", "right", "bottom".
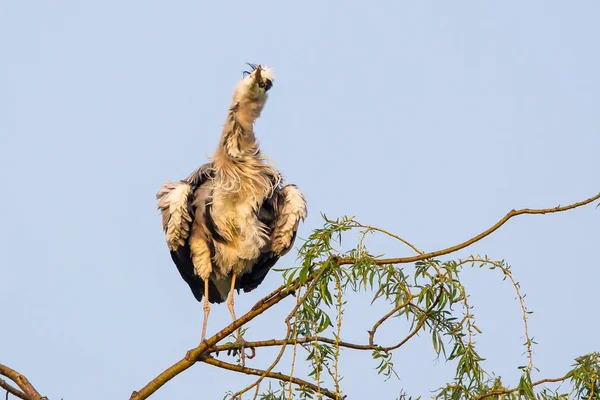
{"left": 232, "top": 63, "right": 275, "bottom": 105}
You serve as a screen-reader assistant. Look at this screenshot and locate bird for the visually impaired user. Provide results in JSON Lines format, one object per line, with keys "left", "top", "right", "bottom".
{"left": 156, "top": 64, "right": 307, "bottom": 353}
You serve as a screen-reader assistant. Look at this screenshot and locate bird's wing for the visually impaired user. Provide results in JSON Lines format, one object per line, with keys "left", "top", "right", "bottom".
{"left": 156, "top": 162, "right": 214, "bottom": 250}
{"left": 184, "top": 162, "right": 214, "bottom": 187}
{"left": 157, "top": 163, "right": 225, "bottom": 303}
{"left": 238, "top": 252, "right": 282, "bottom": 294}
{"left": 270, "top": 184, "right": 308, "bottom": 256}
{"left": 238, "top": 184, "right": 307, "bottom": 294}
{"left": 156, "top": 181, "right": 194, "bottom": 251}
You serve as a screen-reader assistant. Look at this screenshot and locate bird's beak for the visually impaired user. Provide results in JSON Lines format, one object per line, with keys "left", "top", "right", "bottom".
{"left": 254, "top": 65, "right": 262, "bottom": 84}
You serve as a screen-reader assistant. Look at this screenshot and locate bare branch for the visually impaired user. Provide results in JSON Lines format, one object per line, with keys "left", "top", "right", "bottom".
{"left": 381, "top": 282, "right": 445, "bottom": 352}
{"left": 463, "top": 256, "right": 535, "bottom": 371}
{"left": 201, "top": 356, "right": 341, "bottom": 399}
{"left": 0, "top": 378, "right": 28, "bottom": 400}
{"left": 228, "top": 265, "right": 330, "bottom": 399}
{"left": 0, "top": 364, "right": 46, "bottom": 400}
{"left": 212, "top": 337, "right": 376, "bottom": 353}
{"left": 368, "top": 297, "right": 413, "bottom": 347}
{"left": 131, "top": 192, "right": 599, "bottom": 399}
{"left": 338, "top": 192, "right": 600, "bottom": 266}
{"left": 352, "top": 223, "right": 424, "bottom": 255}
{"left": 130, "top": 267, "right": 318, "bottom": 400}
{"left": 474, "top": 375, "right": 571, "bottom": 400}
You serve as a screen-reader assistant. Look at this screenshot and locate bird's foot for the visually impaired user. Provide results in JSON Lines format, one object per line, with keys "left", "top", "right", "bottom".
{"left": 186, "top": 339, "right": 214, "bottom": 362}
{"left": 227, "top": 337, "right": 256, "bottom": 367}
{"left": 201, "top": 338, "right": 219, "bottom": 357}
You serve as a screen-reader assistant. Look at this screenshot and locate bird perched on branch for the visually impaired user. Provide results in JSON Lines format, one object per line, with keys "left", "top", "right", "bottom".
{"left": 156, "top": 64, "right": 307, "bottom": 354}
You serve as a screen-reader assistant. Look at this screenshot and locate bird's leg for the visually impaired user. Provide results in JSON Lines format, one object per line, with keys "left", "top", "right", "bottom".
{"left": 227, "top": 273, "right": 238, "bottom": 321}
{"left": 226, "top": 274, "right": 255, "bottom": 366}
{"left": 200, "top": 279, "right": 210, "bottom": 344}
{"left": 227, "top": 274, "right": 244, "bottom": 365}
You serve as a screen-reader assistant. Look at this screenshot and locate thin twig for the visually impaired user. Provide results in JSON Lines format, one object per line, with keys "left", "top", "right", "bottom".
{"left": 131, "top": 193, "right": 599, "bottom": 399}
{"left": 0, "top": 379, "right": 28, "bottom": 400}
{"left": 459, "top": 256, "right": 535, "bottom": 372}
{"left": 338, "top": 193, "right": 600, "bottom": 266}
{"left": 474, "top": 375, "right": 570, "bottom": 400}
{"left": 333, "top": 273, "right": 343, "bottom": 399}
{"left": 231, "top": 264, "right": 330, "bottom": 399}
{"left": 313, "top": 316, "right": 322, "bottom": 399}
{"left": 286, "top": 288, "right": 302, "bottom": 400}
{"left": 381, "top": 282, "right": 445, "bottom": 352}
{"left": 352, "top": 223, "right": 424, "bottom": 255}
{"left": 368, "top": 297, "right": 413, "bottom": 346}
{"left": 130, "top": 277, "right": 301, "bottom": 400}
{"left": 0, "top": 364, "right": 46, "bottom": 400}
{"left": 201, "top": 356, "right": 340, "bottom": 399}
{"left": 212, "top": 337, "right": 377, "bottom": 354}
{"left": 503, "top": 268, "right": 534, "bottom": 372}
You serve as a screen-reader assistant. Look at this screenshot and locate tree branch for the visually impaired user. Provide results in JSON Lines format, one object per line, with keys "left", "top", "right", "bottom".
{"left": 474, "top": 375, "right": 571, "bottom": 400}
{"left": 201, "top": 356, "right": 341, "bottom": 399}
{"left": 227, "top": 265, "right": 330, "bottom": 399}
{"left": 381, "top": 282, "right": 445, "bottom": 352}
{"left": 338, "top": 192, "right": 600, "bottom": 266}
{"left": 0, "top": 378, "right": 28, "bottom": 400}
{"left": 368, "top": 297, "right": 413, "bottom": 347}
{"left": 212, "top": 336, "right": 377, "bottom": 354}
{"left": 131, "top": 192, "right": 599, "bottom": 399}
{"left": 130, "top": 269, "right": 318, "bottom": 400}
{"left": 0, "top": 364, "right": 46, "bottom": 400}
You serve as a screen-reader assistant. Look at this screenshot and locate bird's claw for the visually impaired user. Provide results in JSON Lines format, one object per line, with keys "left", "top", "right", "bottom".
{"left": 187, "top": 339, "right": 214, "bottom": 362}
{"left": 201, "top": 339, "right": 220, "bottom": 357}
{"left": 227, "top": 337, "right": 255, "bottom": 367}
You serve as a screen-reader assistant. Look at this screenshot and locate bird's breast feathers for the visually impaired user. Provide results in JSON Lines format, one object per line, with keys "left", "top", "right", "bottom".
{"left": 209, "top": 190, "right": 271, "bottom": 277}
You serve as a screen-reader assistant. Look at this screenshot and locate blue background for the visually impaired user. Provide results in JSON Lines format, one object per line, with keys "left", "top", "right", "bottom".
{"left": 1, "top": 2, "right": 598, "bottom": 398}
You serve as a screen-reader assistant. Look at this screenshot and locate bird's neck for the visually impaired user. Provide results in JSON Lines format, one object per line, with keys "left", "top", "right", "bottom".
{"left": 217, "top": 98, "right": 264, "bottom": 160}
{"left": 211, "top": 97, "right": 279, "bottom": 196}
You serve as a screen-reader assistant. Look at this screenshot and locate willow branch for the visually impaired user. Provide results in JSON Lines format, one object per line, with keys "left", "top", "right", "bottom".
{"left": 338, "top": 192, "right": 600, "bottom": 266}
{"left": 352, "top": 223, "right": 424, "bottom": 255}
{"left": 201, "top": 356, "right": 340, "bottom": 399}
{"left": 202, "top": 293, "right": 442, "bottom": 356}
{"left": 130, "top": 266, "right": 325, "bottom": 400}
{"left": 229, "top": 265, "right": 330, "bottom": 399}
{"left": 0, "top": 364, "right": 45, "bottom": 400}
{"left": 212, "top": 336, "right": 377, "bottom": 354}
{"left": 474, "top": 375, "right": 571, "bottom": 400}
{"left": 0, "top": 379, "right": 28, "bottom": 400}
{"left": 132, "top": 193, "right": 598, "bottom": 399}
{"left": 458, "top": 256, "right": 535, "bottom": 370}
{"left": 381, "top": 283, "right": 445, "bottom": 352}
{"left": 368, "top": 297, "right": 413, "bottom": 346}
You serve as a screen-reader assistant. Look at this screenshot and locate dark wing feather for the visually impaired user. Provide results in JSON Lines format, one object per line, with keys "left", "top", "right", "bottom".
{"left": 170, "top": 246, "right": 202, "bottom": 301}
{"left": 238, "top": 182, "right": 307, "bottom": 293}
{"left": 238, "top": 186, "right": 282, "bottom": 294}
{"left": 170, "top": 244, "right": 226, "bottom": 304}
{"left": 238, "top": 252, "right": 280, "bottom": 293}
{"left": 162, "top": 162, "right": 226, "bottom": 303}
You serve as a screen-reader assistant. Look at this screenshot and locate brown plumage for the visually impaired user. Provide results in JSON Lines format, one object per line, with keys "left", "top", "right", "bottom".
{"left": 156, "top": 64, "right": 307, "bottom": 348}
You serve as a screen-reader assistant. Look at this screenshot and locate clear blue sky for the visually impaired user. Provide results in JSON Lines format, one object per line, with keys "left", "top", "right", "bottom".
{"left": 1, "top": 1, "right": 598, "bottom": 399}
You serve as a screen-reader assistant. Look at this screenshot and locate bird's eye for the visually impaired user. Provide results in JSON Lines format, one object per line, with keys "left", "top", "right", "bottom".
{"left": 264, "top": 79, "right": 272, "bottom": 91}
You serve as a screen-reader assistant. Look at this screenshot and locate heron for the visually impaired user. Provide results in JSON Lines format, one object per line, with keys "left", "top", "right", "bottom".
{"left": 156, "top": 64, "right": 307, "bottom": 357}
